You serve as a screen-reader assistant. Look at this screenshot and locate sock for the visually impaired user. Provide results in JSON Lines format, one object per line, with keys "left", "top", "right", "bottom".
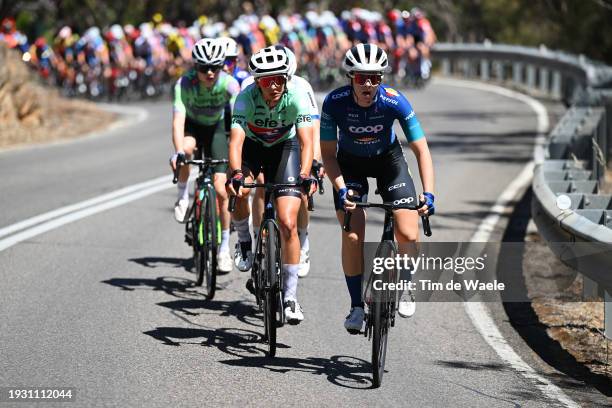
{"left": 233, "top": 217, "right": 251, "bottom": 243}
{"left": 177, "top": 181, "right": 188, "bottom": 201}
{"left": 220, "top": 229, "right": 230, "bottom": 253}
{"left": 298, "top": 227, "right": 309, "bottom": 252}
{"left": 283, "top": 264, "right": 300, "bottom": 301}
{"left": 345, "top": 275, "right": 363, "bottom": 308}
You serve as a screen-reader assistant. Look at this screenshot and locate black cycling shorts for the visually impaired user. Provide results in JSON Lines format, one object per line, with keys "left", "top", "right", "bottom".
{"left": 242, "top": 137, "right": 302, "bottom": 199}
{"left": 332, "top": 141, "right": 418, "bottom": 210}
{"left": 184, "top": 117, "right": 228, "bottom": 173}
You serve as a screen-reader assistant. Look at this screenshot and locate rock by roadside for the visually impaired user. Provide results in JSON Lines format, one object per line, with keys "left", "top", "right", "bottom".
{"left": 0, "top": 43, "right": 115, "bottom": 149}
{"left": 523, "top": 232, "right": 611, "bottom": 379}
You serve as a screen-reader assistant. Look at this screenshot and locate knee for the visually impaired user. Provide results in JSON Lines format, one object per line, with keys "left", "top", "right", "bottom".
{"left": 344, "top": 231, "right": 361, "bottom": 246}
{"left": 278, "top": 216, "right": 297, "bottom": 237}
{"left": 396, "top": 227, "right": 418, "bottom": 243}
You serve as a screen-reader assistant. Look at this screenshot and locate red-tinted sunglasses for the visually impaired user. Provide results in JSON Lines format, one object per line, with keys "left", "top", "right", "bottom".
{"left": 258, "top": 75, "right": 287, "bottom": 88}
{"left": 352, "top": 73, "right": 383, "bottom": 85}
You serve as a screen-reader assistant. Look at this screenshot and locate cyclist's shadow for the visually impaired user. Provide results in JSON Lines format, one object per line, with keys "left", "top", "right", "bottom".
{"left": 144, "top": 325, "right": 372, "bottom": 389}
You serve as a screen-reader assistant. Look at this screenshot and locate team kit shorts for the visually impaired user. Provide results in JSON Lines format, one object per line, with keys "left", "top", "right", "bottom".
{"left": 184, "top": 116, "right": 228, "bottom": 173}
{"left": 332, "top": 141, "right": 418, "bottom": 210}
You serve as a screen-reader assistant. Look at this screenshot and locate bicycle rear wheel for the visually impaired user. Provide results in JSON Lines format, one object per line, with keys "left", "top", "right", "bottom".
{"left": 261, "top": 220, "right": 279, "bottom": 357}
{"left": 371, "top": 240, "right": 396, "bottom": 388}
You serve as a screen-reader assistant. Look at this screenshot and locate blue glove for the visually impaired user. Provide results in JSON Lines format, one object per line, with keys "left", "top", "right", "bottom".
{"left": 338, "top": 187, "right": 349, "bottom": 208}
{"left": 423, "top": 192, "right": 435, "bottom": 215}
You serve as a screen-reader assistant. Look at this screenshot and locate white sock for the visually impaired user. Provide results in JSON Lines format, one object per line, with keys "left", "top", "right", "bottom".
{"left": 220, "top": 229, "right": 230, "bottom": 253}
{"left": 283, "top": 263, "right": 300, "bottom": 301}
{"left": 177, "top": 181, "right": 189, "bottom": 201}
{"left": 298, "top": 227, "right": 309, "bottom": 252}
{"left": 233, "top": 217, "right": 251, "bottom": 243}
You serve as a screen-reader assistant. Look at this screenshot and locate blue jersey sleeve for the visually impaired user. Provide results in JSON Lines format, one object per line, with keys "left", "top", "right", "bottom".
{"left": 320, "top": 95, "right": 338, "bottom": 141}
{"left": 395, "top": 92, "right": 425, "bottom": 143}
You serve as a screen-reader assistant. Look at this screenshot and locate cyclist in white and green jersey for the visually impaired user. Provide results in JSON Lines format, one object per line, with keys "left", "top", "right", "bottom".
{"left": 170, "top": 38, "right": 240, "bottom": 273}
{"left": 240, "top": 46, "right": 324, "bottom": 279}
{"left": 227, "top": 46, "right": 316, "bottom": 324}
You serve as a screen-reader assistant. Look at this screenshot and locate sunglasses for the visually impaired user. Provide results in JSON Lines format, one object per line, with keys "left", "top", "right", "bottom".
{"left": 258, "top": 75, "right": 287, "bottom": 88}
{"left": 224, "top": 58, "right": 237, "bottom": 67}
{"left": 196, "top": 64, "right": 221, "bottom": 74}
{"left": 352, "top": 73, "right": 383, "bottom": 85}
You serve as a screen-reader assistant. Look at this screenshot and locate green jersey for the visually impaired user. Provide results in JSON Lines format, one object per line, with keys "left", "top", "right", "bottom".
{"left": 173, "top": 70, "right": 240, "bottom": 126}
{"left": 231, "top": 82, "right": 313, "bottom": 147}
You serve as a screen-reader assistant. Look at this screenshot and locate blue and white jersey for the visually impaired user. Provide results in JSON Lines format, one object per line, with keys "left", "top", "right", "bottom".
{"left": 232, "top": 66, "right": 251, "bottom": 86}
{"left": 320, "top": 85, "right": 425, "bottom": 157}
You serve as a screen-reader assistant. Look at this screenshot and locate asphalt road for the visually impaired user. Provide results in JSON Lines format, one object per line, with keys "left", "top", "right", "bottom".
{"left": 0, "top": 79, "right": 607, "bottom": 407}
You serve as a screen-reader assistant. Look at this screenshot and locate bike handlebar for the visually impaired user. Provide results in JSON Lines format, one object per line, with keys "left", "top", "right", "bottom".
{"left": 343, "top": 201, "right": 432, "bottom": 237}
{"left": 228, "top": 181, "right": 315, "bottom": 213}
{"left": 172, "top": 158, "right": 229, "bottom": 184}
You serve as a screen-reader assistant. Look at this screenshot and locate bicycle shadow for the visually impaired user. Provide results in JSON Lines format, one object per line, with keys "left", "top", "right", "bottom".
{"left": 143, "top": 325, "right": 372, "bottom": 389}
{"left": 156, "top": 297, "right": 262, "bottom": 328}
{"left": 101, "top": 276, "right": 198, "bottom": 300}
{"left": 129, "top": 256, "right": 194, "bottom": 272}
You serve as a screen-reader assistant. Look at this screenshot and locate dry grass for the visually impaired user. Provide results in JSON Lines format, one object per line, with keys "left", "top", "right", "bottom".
{"left": 0, "top": 44, "right": 115, "bottom": 148}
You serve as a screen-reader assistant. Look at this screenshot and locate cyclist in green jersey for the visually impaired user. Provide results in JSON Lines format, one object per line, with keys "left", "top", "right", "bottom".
{"left": 170, "top": 38, "right": 240, "bottom": 273}
{"left": 227, "top": 46, "right": 316, "bottom": 324}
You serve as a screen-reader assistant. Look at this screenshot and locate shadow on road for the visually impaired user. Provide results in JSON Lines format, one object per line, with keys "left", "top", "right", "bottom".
{"left": 144, "top": 325, "right": 373, "bottom": 389}
{"left": 101, "top": 276, "right": 197, "bottom": 299}
{"left": 129, "top": 256, "right": 194, "bottom": 272}
{"left": 157, "top": 298, "right": 261, "bottom": 328}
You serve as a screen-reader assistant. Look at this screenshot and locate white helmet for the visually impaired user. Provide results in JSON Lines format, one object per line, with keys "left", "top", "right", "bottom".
{"left": 192, "top": 38, "right": 225, "bottom": 66}
{"left": 284, "top": 46, "right": 297, "bottom": 77}
{"left": 342, "top": 43, "right": 388, "bottom": 73}
{"left": 248, "top": 46, "right": 290, "bottom": 77}
{"left": 219, "top": 37, "right": 239, "bottom": 57}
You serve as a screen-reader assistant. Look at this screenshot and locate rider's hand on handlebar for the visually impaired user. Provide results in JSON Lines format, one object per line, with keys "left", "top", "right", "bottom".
{"left": 299, "top": 174, "right": 318, "bottom": 196}
{"left": 339, "top": 187, "right": 357, "bottom": 211}
{"left": 170, "top": 151, "right": 185, "bottom": 171}
{"left": 226, "top": 171, "right": 245, "bottom": 197}
{"left": 418, "top": 192, "right": 435, "bottom": 216}
{"left": 312, "top": 159, "right": 326, "bottom": 178}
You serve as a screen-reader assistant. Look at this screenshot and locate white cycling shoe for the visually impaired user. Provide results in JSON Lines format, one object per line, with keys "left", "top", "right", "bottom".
{"left": 397, "top": 290, "right": 416, "bottom": 318}
{"left": 217, "top": 250, "right": 233, "bottom": 273}
{"left": 344, "top": 306, "right": 365, "bottom": 334}
{"left": 284, "top": 300, "right": 304, "bottom": 324}
{"left": 234, "top": 241, "right": 253, "bottom": 272}
{"left": 298, "top": 248, "right": 310, "bottom": 278}
{"left": 174, "top": 199, "right": 189, "bottom": 223}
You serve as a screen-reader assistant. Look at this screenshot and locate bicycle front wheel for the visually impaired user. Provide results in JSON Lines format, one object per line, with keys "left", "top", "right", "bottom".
{"left": 371, "top": 240, "right": 396, "bottom": 388}
{"left": 262, "top": 220, "right": 280, "bottom": 357}
{"left": 197, "top": 187, "right": 218, "bottom": 299}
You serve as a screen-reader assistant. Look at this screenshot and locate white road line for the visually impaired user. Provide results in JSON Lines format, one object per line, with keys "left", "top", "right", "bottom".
{"left": 437, "top": 78, "right": 578, "bottom": 408}
{"left": 0, "top": 175, "right": 170, "bottom": 239}
{"left": 0, "top": 177, "right": 172, "bottom": 252}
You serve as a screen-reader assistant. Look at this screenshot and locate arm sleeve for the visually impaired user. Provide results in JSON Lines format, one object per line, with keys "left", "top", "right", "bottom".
{"left": 227, "top": 76, "right": 240, "bottom": 108}
{"left": 172, "top": 77, "right": 186, "bottom": 114}
{"left": 395, "top": 92, "right": 425, "bottom": 143}
{"left": 319, "top": 95, "right": 338, "bottom": 141}
{"left": 231, "top": 91, "right": 249, "bottom": 131}
{"left": 294, "top": 90, "right": 313, "bottom": 129}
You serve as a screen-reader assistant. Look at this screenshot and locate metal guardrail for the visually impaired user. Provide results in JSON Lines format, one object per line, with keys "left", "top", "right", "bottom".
{"left": 433, "top": 42, "right": 612, "bottom": 102}
{"left": 433, "top": 42, "right": 612, "bottom": 337}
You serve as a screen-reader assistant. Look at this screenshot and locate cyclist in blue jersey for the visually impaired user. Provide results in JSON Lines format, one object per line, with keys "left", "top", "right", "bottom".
{"left": 321, "top": 43, "right": 435, "bottom": 334}
{"left": 220, "top": 37, "right": 251, "bottom": 86}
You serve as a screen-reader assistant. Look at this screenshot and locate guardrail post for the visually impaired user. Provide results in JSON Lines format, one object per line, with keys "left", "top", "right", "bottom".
{"left": 442, "top": 58, "right": 451, "bottom": 76}
{"left": 480, "top": 59, "right": 489, "bottom": 81}
{"left": 551, "top": 71, "right": 562, "bottom": 100}
{"left": 527, "top": 65, "right": 536, "bottom": 89}
{"left": 605, "top": 289, "right": 612, "bottom": 339}
{"left": 493, "top": 60, "right": 504, "bottom": 82}
{"left": 512, "top": 62, "right": 523, "bottom": 86}
{"left": 539, "top": 67, "right": 549, "bottom": 95}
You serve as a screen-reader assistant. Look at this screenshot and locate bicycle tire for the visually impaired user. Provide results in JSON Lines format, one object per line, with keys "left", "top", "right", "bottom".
{"left": 262, "top": 220, "right": 279, "bottom": 357}
{"left": 371, "top": 240, "right": 396, "bottom": 388}
{"left": 201, "top": 186, "right": 218, "bottom": 299}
